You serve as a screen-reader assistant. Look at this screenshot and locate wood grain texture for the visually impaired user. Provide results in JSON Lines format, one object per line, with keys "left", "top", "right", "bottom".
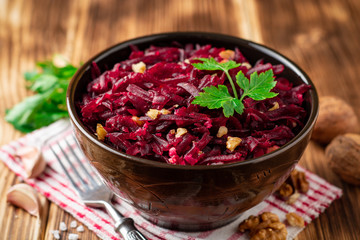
{"left": 255, "top": 0, "right": 360, "bottom": 239}
{"left": 0, "top": 0, "right": 359, "bottom": 239}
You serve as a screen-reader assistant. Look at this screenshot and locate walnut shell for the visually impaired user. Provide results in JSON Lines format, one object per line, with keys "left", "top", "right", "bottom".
{"left": 312, "top": 96, "right": 359, "bottom": 144}
{"left": 325, "top": 133, "right": 360, "bottom": 185}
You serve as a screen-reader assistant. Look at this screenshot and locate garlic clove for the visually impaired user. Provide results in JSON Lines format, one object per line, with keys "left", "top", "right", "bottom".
{"left": 7, "top": 183, "right": 41, "bottom": 217}
{"left": 15, "top": 146, "right": 46, "bottom": 178}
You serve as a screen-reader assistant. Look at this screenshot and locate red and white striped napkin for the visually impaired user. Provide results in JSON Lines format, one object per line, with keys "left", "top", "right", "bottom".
{"left": 0, "top": 119, "right": 342, "bottom": 240}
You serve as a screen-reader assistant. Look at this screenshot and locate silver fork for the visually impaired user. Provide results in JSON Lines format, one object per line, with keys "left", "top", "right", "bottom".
{"left": 49, "top": 136, "right": 147, "bottom": 240}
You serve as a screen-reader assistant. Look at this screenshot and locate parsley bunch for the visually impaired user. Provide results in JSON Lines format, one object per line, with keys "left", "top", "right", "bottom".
{"left": 192, "top": 58, "right": 278, "bottom": 117}
{"left": 5, "top": 55, "right": 78, "bottom": 132}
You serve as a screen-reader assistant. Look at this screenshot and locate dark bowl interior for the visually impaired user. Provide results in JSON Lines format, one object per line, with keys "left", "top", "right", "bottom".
{"left": 67, "top": 32, "right": 318, "bottom": 231}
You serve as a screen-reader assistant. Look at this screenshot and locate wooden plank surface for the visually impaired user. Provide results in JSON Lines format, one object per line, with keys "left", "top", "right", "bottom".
{"left": 0, "top": 0, "right": 359, "bottom": 239}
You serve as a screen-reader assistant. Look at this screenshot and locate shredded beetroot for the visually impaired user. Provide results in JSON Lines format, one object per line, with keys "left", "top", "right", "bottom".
{"left": 78, "top": 44, "right": 311, "bottom": 165}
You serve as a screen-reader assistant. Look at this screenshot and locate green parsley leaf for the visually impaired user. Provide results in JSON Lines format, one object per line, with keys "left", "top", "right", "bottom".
{"left": 192, "top": 85, "right": 243, "bottom": 117}
{"left": 192, "top": 57, "right": 240, "bottom": 72}
{"left": 222, "top": 98, "right": 244, "bottom": 117}
{"left": 27, "top": 74, "right": 58, "bottom": 93}
{"left": 5, "top": 56, "right": 78, "bottom": 133}
{"left": 236, "top": 69, "right": 278, "bottom": 101}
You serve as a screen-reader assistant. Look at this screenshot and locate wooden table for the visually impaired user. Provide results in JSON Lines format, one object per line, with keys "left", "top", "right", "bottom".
{"left": 1, "top": 0, "right": 359, "bottom": 239}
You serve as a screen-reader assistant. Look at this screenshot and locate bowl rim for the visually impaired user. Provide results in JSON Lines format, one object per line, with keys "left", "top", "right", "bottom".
{"left": 67, "top": 31, "right": 319, "bottom": 170}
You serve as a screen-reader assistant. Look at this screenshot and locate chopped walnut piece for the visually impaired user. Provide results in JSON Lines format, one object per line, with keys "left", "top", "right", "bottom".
{"left": 239, "top": 212, "right": 287, "bottom": 240}
{"left": 219, "top": 50, "right": 235, "bottom": 60}
{"left": 238, "top": 215, "right": 260, "bottom": 232}
{"left": 269, "top": 102, "right": 280, "bottom": 111}
{"left": 217, "top": 126, "right": 228, "bottom": 138}
{"left": 175, "top": 128, "right": 188, "bottom": 138}
{"left": 286, "top": 212, "right": 305, "bottom": 227}
{"left": 160, "top": 108, "right": 171, "bottom": 115}
{"left": 132, "top": 116, "right": 144, "bottom": 126}
{"left": 146, "top": 108, "right": 170, "bottom": 120}
{"left": 96, "top": 124, "right": 107, "bottom": 141}
{"left": 146, "top": 109, "right": 160, "bottom": 119}
{"left": 131, "top": 61, "right": 146, "bottom": 73}
{"left": 242, "top": 62, "right": 252, "bottom": 69}
{"left": 226, "top": 136, "right": 242, "bottom": 152}
{"left": 146, "top": 108, "right": 171, "bottom": 120}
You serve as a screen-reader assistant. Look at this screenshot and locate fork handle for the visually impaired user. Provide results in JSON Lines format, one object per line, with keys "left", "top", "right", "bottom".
{"left": 102, "top": 201, "right": 147, "bottom": 239}
{"left": 115, "top": 218, "right": 148, "bottom": 240}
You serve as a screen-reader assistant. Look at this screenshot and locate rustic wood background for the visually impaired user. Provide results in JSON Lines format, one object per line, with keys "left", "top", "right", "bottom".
{"left": 0, "top": 0, "right": 359, "bottom": 239}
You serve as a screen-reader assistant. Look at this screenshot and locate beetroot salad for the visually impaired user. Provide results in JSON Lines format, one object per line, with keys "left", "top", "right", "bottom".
{"left": 78, "top": 44, "right": 311, "bottom": 165}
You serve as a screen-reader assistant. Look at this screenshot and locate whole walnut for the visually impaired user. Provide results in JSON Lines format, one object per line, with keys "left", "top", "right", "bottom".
{"left": 312, "top": 96, "right": 359, "bottom": 144}
{"left": 325, "top": 133, "right": 360, "bottom": 185}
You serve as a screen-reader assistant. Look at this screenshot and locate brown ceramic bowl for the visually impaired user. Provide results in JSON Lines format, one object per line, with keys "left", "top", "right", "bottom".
{"left": 67, "top": 32, "right": 319, "bottom": 231}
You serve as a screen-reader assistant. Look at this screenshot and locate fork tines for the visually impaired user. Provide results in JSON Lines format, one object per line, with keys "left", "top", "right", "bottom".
{"left": 49, "top": 135, "right": 100, "bottom": 193}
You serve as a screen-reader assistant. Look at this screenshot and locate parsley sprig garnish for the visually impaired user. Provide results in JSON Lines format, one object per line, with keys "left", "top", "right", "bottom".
{"left": 192, "top": 57, "right": 278, "bottom": 117}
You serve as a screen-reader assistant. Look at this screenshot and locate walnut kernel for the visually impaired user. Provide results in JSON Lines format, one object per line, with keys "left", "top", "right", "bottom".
{"left": 278, "top": 183, "right": 293, "bottom": 198}
{"left": 175, "top": 128, "right": 188, "bottom": 138}
{"left": 239, "top": 212, "right": 287, "bottom": 240}
{"left": 238, "top": 215, "right": 259, "bottom": 232}
{"left": 242, "top": 62, "right": 252, "bottom": 69}
{"left": 226, "top": 136, "right": 242, "bottom": 152}
{"left": 291, "top": 169, "right": 309, "bottom": 193}
{"left": 131, "top": 61, "right": 146, "bottom": 73}
{"left": 260, "top": 212, "right": 280, "bottom": 223}
{"left": 287, "top": 192, "right": 300, "bottom": 205}
{"left": 217, "top": 126, "right": 228, "bottom": 138}
{"left": 251, "top": 222, "right": 287, "bottom": 240}
{"left": 146, "top": 109, "right": 160, "bottom": 119}
{"left": 269, "top": 102, "right": 280, "bottom": 111}
{"left": 286, "top": 212, "right": 305, "bottom": 227}
{"left": 219, "top": 50, "right": 235, "bottom": 60}
{"left": 96, "top": 124, "right": 107, "bottom": 141}
{"left": 160, "top": 108, "right": 171, "bottom": 115}
{"left": 276, "top": 169, "right": 309, "bottom": 203}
